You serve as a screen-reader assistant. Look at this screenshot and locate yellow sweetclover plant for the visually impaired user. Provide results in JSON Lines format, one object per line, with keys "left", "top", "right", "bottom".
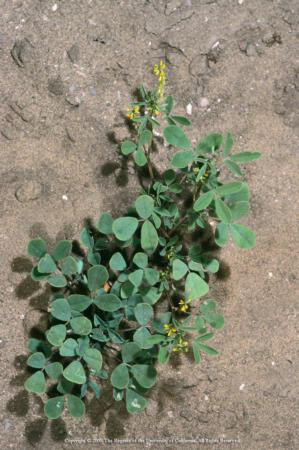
{"left": 24, "top": 61, "right": 261, "bottom": 419}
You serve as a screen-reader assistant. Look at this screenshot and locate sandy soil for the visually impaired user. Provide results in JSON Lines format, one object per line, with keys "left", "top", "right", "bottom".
{"left": 0, "top": 1, "right": 298, "bottom": 449}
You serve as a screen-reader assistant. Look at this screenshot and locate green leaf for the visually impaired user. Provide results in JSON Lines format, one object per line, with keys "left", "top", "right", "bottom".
{"left": 171, "top": 151, "right": 194, "bottom": 168}
{"left": 45, "top": 362, "right": 63, "bottom": 380}
{"left": 215, "top": 199, "right": 232, "bottom": 223}
{"left": 96, "top": 212, "right": 113, "bottom": 234}
{"left": 230, "top": 224, "right": 256, "bottom": 249}
{"left": 223, "top": 132, "right": 233, "bottom": 157}
{"left": 27, "top": 338, "right": 52, "bottom": 357}
{"left": 89, "top": 380, "right": 101, "bottom": 398}
{"left": 27, "top": 238, "right": 47, "bottom": 258}
{"left": 165, "top": 95, "right": 174, "bottom": 114}
{"left": 188, "top": 244, "right": 202, "bottom": 263}
{"left": 194, "top": 191, "right": 214, "bottom": 211}
{"left": 133, "top": 252, "right": 148, "bottom": 269}
{"left": 52, "top": 240, "right": 72, "bottom": 261}
{"left": 67, "top": 394, "right": 85, "bottom": 418}
{"left": 111, "top": 364, "right": 129, "bottom": 389}
{"left": 224, "top": 159, "right": 243, "bottom": 177}
{"left": 141, "top": 220, "right": 158, "bottom": 255}
{"left": 134, "top": 303, "right": 153, "bottom": 326}
{"left": 121, "top": 342, "right": 141, "bottom": 363}
{"left": 25, "top": 371, "right": 46, "bottom": 394}
{"left": 80, "top": 227, "right": 94, "bottom": 250}
{"left": 192, "top": 341, "right": 202, "bottom": 363}
{"left": 138, "top": 129, "right": 152, "bottom": 146}
{"left": 112, "top": 217, "right": 139, "bottom": 241}
{"left": 44, "top": 397, "right": 64, "bottom": 419}
{"left": 48, "top": 274, "right": 67, "bottom": 288}
{"left": 172, "top": 259, "right": 188, "bottom": 281}
{"left": 128, "top": 269, "right": 144, "bottom": 287}
{"left": 51, "top": 298, "right": 71, "bottom": 321}
{"left": 31, "top": 267, "right": 49, "bottom": 281}
{"left": 61, "top": 256, "right": 78, "bottom": 276}
{"left": 94, "top": 294, "right": 122, "bottom": 312}
{"left": 144, "top": 268, "right": 159, "bottom": 285}
{"left": 229, "top": 201, "right": 249, "bottom": 220}
{"left": 131, "top": 364, "right": 157, "bottom": 388}
{"left": 87, "top": 265, "right": 109, "bottom": 290}
{"left": 164, "top": 125, "right": 191, "bottom": 149}
{"left": 83, "top": 348, "right": 103, "bottom": 371}
{"left": 135, "top": 195, "right": 154, "bottom": 220}
{"left": 27, "top": 352, "right": 46, "bottom": 369}
{"left": 59, "top": 338, "right": 78, "bottom": 357}
{"left": 204, "top": 313, "right": 225, "bottom": 329}
{"left": 70, "top": 317, "right": 92, "bottom": 335}
{"left": 216, "top": 181, "right": 243, "bottom": 196}
{"left": 68, "top": 294, "right": 92, "bottom": 312}
{"left": 226, "top": 182, "right": 250, "bottom": 203}
{"left": 63, "top": 361, "right": 86, "bottom": 385}
{"left": 196, "top": 342, "right": 219, "bottom": 356}
{"left": 171, "top": 115, "right": 191, "bottom": 126}
{"left": 38, "top": 254, "right": 56, "bottom": 273}
{"left": 134, "top": 150, "right": 147, "bottom": 166}
{"left": 46, "top": 324, "right": 66, "bottom": 347}
{"left": 185, "top": 273, "right": 209, "bottom": 301}
{"left": 109, "top": 252, "right": 127, "bottom": 271}
{"left": 121, "top": 140, "right": 136, "bottom": 155}
{"left": 215, "top": 223, "right": 229, "bottom": 247}
{"left": 126, "top": 388, "right": 147, "bottom": 413}
{"left": 158, "top": 345, "right": 170, "bottom": 364}
{"left": 230, "top": 151, "right": 261, "bottom": 163}
{"left": 196, "top": 133, "right": 222, "bottom": 154}
{"left": 133, "top": 327, "right": 152, "bottom": 349}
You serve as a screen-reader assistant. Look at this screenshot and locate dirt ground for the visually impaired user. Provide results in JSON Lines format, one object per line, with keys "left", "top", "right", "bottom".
{"left": 0, "top": 0, "right": 298, "bottom": 449}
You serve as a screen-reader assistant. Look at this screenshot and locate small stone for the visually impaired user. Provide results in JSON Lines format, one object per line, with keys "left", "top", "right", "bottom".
{"left": 52, "top": 3, "right": 58, "bottom": 11}
{"left": 268, "top": 272, "right": 273, "bottom": 278}
{"left": 48, "top": 76, "right": 65, "bottom": 96}
{"left": 246, "top": 44, "right": 256, "bottom": 57}
{"left": 186, "top": 103, "right": 192, "bottom": 115}
{"left": 199, "top": 97, "right": 209, "bottom": 108}
{"left": 65, "top": 95, "right": 81, "bottom": 106}
{"left": 62, "top": 194, "right": 68, "bottom": 201}
{"left": 167, "top": 410, "right": 174, "bottom": 418}
{"left": 0, "top": 338, "right": 6, "bottom": 349}
{"left": 67, "top": 44, "right": 79, "bottom": 63}
{"left": 15, "top": 180, "right": 43, "bottom": 202}
{"left": 11, "top": 38, "right": 34, "bottom": 67}
{"left": 3, "top": 419, "right": 14, "bottom": 432}
{"left": 239, "top": 383, "right": 245, "bottom": 391}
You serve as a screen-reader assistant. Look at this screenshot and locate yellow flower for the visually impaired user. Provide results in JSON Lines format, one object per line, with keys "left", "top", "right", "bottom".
{"left": 163, "top": 324, "right": 177, "bottom": 337}
{"left": 178, "top": 299, "right": 189, "bottom": 313}
{"left": 153, "top": 60, "right": 166, "bottom": 100}
{"left": 172, "top": 336, "right": 188, "bottom": 353}
{"left": 127, "top": 105, "right": 140, "bottom": 120}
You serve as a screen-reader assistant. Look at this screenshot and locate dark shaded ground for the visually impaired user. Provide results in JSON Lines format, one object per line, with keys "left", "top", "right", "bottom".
{"left": 0, "top": 1, "right": 298, "bottom": 449}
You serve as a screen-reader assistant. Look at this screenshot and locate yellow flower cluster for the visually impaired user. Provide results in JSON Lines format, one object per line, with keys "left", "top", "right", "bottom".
{"left": 127, "top": 105, "right": 140, "bottom": 120}
{"left": 178, "top": 299, "right": 189, "bottom": 313}
{"left": 172, "top": 336, "right": 188, "bottom": 353}
{"left": 153, "top": 60, "right": 166, "bottom": 100}
{"left": 163, "top": 323, "right": 178, "bottom": 337}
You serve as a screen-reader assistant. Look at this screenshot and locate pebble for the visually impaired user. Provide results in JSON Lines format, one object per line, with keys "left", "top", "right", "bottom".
{"left": 186, "top": 103, "right": 192, "bottom": 115}
{"left": 268, "top": 272, "right": 273, "bottom": 278}
{"left": 15, "top": 180, "right": 43, "bottom": 203}
{"left": 62, "top": 194, "right": 68, "bottom": 201}
{"left": 52, "top": 3, "right": 58, "bottom": 12}
{"left": 239, "top": 383, "right": 246, "bottom": 391}
{"left": 67, "top": 44, "right": 79, "bottom": 63}
{"left": 167, "top": 410, "right": 174, "bottom": 418}
{"left": 199, "top": 97, "right": 210, "bottom": 108}
{"left": 48, "top": 76, "right": 65, "bottom": 96}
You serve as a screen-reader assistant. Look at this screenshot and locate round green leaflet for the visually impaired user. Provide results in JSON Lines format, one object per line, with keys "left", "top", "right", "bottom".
{"left": 121, "top": 342, "right": 141, "bottom": 363}
{"left": 38, "top": 254, "right": 57, "bottom": 273}
{"left": 131, "top": 364, "right": 157, "bottom": 388}
{"left": 59, "top": 338, "right": 78, "bottom": 357}
{"left": 27, "top": 352, "right": 46, "bottom": 369}
{"left": 111, "top": 363, "right": 130, "bottom": 389}
{"left": 109, "top": 252, "right": 127, "bottom": 271}
{"left": 230, "top": 224, "right": 256, "bottom": 249}
{"left": 27, "top": 238, "right": 47, "bottom": 258}
{"left": 185, "top": 272, "right": 209, "bottom": 301}
{"left": 134, "top": 150, "right": 147, "bottom": 167}
{"left": 67, "top": 394, "right": 86, "bottom": 418}
{"left": 61, "top": 256, "right": 78, "bottom": 276}
{"left": 135, "top": 195, "right": 155, "bottom": 220}
{"left": 171, "top": 151, "right": 194, "bottom": 169}
{"left": 50, "top": 298, "right": 72, "bottom": 322}
{"left": 70, "top": 317, "right": 92, "bottom": 336}
{"left": 215, "top": 198, "right": 232, "bottom": 224}
{"left": 125, "top": 388, "right": 147, "bottom": 414}
{"left": 51, "top": 240, "right": 72, "bottom": 261}
{"left": 48, "top": 274, "right": 67, "bottom": 288}
{"left": 172, "top": 259, "right": 188, "bottom": 281}
{"left": 134, "top": 303, "right": 153, "bottom": 326}
{"left": 133, "top": 252, "right": 148, "bottom": 269}
{"left": 83, "top": 348, "right": 103, "bottom": 372}
{"left": 25, "top": 370, "right": 46, "bottom": 394}
{"left": 67, "top": 294, "right": 92, "bottom": 312}
{"left": 121, "top": 140, "right": 136, "bottom": 155}
{"left": 96, "top": 212, "right": 113, "bottom": 234}
{"left": 141, "top": 220, "right": 158, "bottom": 255}
{"left": 63, "top": 361, "right": 86, "bottom": 385}
{"left": 44, "top": 396, "right": 64, "bottom": 420}
{"left": 133, "top": 327, "right": 152, "bottom": 349}
{"left": 163, "top": 125, "right": 191, "bottom": 149}
{"left": 194, "top": 191, "right": 214, "bottom": 212}
{"left": 93, "top": 294, "right": 122, "bottom": 312}
{"left": 46, "top": 324, "right": 67, "bottom": 347}
{"left": 112, "top": 217, "right": 139, "bottom": 241}
{"left": 45, "top": 362, "right": 63, "bottom": 380}
{"left": 87, "top": 265, "right": 109, "bottom": 291}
